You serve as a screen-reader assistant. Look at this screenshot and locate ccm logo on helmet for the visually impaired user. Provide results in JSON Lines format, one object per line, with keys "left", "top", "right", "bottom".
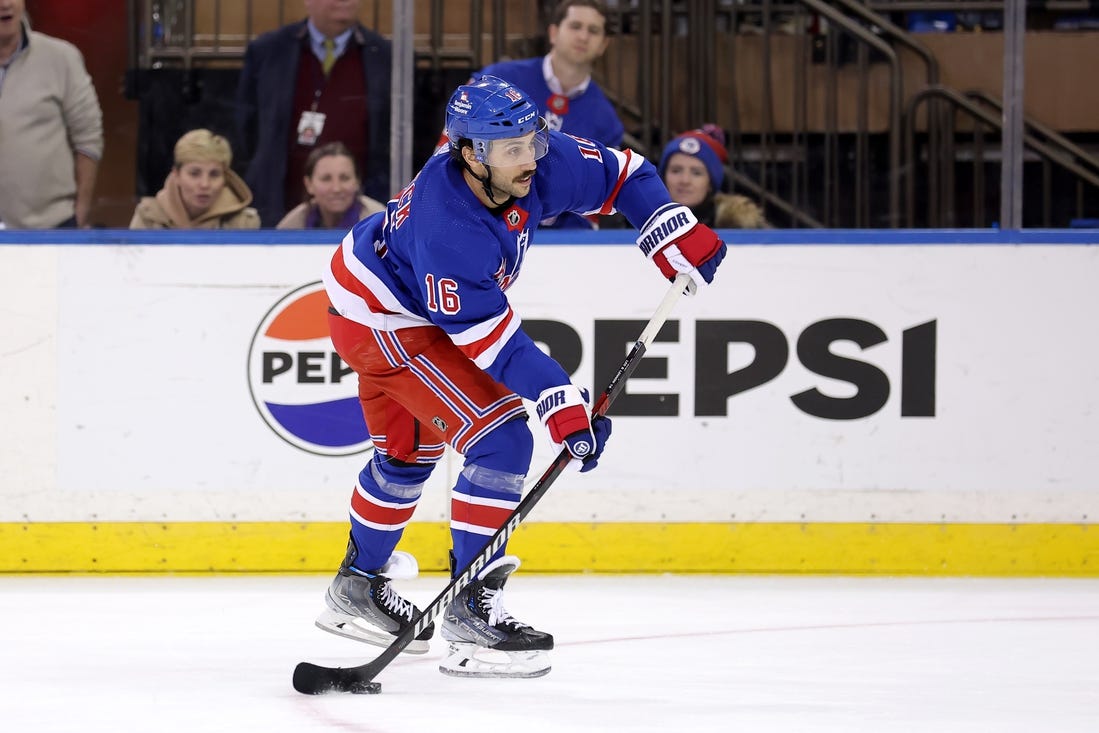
{"left": 518, "top": 110, "right": 536, "bottom": 125}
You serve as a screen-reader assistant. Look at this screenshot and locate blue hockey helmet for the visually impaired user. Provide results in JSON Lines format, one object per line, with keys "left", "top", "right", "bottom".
{"left": 445, "top": 76, "right": 550, "bottom": 167}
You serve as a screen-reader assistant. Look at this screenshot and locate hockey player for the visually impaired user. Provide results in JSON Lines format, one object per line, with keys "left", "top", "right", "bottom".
{"left": 316, "top": 75, "right": 726, "bottom": 678}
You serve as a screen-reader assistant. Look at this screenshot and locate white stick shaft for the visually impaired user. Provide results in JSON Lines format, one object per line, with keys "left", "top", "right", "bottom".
{"left": 636, "top": 273, "right": 694, "bottom": 348}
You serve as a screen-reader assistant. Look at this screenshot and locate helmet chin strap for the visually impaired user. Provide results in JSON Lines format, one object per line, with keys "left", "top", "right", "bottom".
{"left": 460, "top": 157, "right": 507, "bottom": 206}
{"left": 479, "top": 166, "right": 504, "bottom": 205}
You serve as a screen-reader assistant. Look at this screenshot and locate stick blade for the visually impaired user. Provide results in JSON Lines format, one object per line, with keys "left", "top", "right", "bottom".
{"left": 293, "top": 662, "right": 382, "bottom": 695}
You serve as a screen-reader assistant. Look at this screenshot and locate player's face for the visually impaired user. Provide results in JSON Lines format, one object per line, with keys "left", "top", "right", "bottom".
{"left": 664, "top": 153, "right": 711, "bottom": 208}
{"left": 483, "top": 130, "right": 546, "bottom": 199}
{"left": 0, "top": 0, "right": 26, "bottom": 49}
{"left": 305, "top": 153, "right": 360, "bottom": 218}
{"left": 304, "top": 0, "right": 360, "bottom": 36}
{"left": 176, "top": 160, "right": 226, "bottom": 219}
{"left": 548, "top": 6, "right": 609, "bottom": 67}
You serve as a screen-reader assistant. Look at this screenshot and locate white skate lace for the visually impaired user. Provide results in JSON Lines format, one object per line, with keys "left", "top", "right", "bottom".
{"left": 479, "top": 587, "right": 529, "bottom": 629}
{"left": 378, "top": 580, "right": 414, "bottom": 621}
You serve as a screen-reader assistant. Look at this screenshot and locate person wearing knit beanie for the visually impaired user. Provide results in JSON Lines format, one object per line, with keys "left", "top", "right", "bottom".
{"left": 659, "top": 124, "right": 729, "bottom": 195}
{"left": 658, "top": 124, "right": 769, "bottom": 229}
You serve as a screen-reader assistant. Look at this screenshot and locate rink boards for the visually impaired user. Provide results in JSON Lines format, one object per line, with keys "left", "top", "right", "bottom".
{"left": 1, "top": 229, "right": 1097, "bottom": 574}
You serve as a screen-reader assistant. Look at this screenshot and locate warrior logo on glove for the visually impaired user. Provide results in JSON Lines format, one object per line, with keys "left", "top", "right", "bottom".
{"left": 637, "top": 209, "right": 693, "bottom": 256}
{"left": 535, "top": 388, "right": 567, "bottom": 420}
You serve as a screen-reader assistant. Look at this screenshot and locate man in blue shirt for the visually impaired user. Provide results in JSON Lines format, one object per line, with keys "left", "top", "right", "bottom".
{"left": 475, "top": 1, "right": 623, "bottom": 229}
{"left": 478, "top": 1, "right": 623, "bottom": 149}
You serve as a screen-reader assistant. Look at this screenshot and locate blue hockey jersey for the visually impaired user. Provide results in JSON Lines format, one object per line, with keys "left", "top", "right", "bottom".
{"left": 324, "top": 130, "right": 672, "bottom": 402}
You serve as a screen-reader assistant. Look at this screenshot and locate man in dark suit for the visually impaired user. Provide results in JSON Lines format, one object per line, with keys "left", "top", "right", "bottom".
{"left": 235, "top": 0, "right": 392, "bottom": 227}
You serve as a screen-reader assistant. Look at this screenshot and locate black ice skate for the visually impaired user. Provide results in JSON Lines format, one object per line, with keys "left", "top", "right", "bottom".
{"left": 315, "top": 540, "right": 434, "bottom": 654}
{"left": 440, "top": 555, "right": 553, "bottom": 678}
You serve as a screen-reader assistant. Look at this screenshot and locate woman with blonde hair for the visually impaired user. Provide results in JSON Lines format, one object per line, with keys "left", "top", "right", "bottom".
{"left": 277, "top": 142, "right": 385, "bottom": 230}
{"left": 130, "top": 129, "right": 260, "bottom": 229}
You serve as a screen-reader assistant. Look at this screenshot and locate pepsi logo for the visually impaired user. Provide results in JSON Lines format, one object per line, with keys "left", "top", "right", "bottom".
{"left": 247, "top": 281, "right": 372, "bottom": 456}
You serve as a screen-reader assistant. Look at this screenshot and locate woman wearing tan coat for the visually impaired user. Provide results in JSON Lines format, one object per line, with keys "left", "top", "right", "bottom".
{"left": 130, "top": 129, "right": 260, "bottom": 229}
{"left": 276, "top": 142, "right": 385, "bottom": 230}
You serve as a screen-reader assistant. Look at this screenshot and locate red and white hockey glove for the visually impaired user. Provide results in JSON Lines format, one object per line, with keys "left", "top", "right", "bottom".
{"left": 535, "top": 384, "right": 612, "bottom": 473}
{"left": 637, "top": 203, "right": 727, "bottom": 292}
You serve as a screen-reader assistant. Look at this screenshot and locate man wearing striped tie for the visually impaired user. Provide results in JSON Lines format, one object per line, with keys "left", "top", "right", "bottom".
{"left": 235, "top": 0, "right": 392, "bottom": 227}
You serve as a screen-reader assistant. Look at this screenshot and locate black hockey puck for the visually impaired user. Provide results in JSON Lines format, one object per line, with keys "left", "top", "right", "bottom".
{"left": 349, "top": 681, "right": 382, "bottom": 694}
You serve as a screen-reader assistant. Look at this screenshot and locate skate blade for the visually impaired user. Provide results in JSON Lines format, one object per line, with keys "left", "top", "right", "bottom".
{"left": 438, "top": 642, "right": 551, "bottom": 678}
{"left": 315, "top": 609, "right": 430, "bottom": 655}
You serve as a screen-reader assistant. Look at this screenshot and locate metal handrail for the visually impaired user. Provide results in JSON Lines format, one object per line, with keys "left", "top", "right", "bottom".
{"left": 904, "top": 85, "right": 1099, "bottom": 226}
{"left": 828, "top": 0, "right": 951, "bottom": 223}
{"left": 801, "top": 0, "right": 904, "bottom": 226}
{"left": 604, "top": 0, "right": 905, "bottom": 227}
{"left": 831, "top": 0, "right": 940, "bottom": 85}
{"left": 964, "top": 89, "right": 1099, "bottom": 177}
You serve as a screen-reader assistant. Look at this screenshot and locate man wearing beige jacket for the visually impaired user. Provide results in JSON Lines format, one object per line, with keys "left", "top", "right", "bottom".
{"left": 0, "top": 1, "right": 103, "bottom": 229}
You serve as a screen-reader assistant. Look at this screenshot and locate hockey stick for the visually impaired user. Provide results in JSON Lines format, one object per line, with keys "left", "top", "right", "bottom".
{"left": 293, "top": 272, "right": 695, "bottom": 694}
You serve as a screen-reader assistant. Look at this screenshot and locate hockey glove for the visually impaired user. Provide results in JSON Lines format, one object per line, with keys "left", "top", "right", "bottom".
{"left": 579, "top": 415, "right": 613, "bottom": 473}
{"left": 637, "top": 203, "right": 727, "bottom": 292}
{"left": 535, "top": 384, "right": 612, "bottom": 472}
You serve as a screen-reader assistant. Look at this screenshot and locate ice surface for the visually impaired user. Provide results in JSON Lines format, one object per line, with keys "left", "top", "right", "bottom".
{"left": 2, "top": 574, "right": 1097, "bottom": 732}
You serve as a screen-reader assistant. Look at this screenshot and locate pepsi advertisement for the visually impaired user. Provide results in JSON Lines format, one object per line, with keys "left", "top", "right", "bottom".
{"left": 2, "top": 233, "right": 1097, "bottom": 526}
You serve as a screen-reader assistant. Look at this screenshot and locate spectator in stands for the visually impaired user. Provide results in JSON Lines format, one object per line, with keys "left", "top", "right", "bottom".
{"left": 0, "top": 1, "right": 102, "bottom": 228}
{"left": 477, "top": 1, "right": 622, "bottom": 148}
{"left": 472, "top": 1, "right": 623, "bottom": 229}
{"left": 659, "top": 125, "right": 769, "bottom": 229}
{"left": 235, "top": 0, "right": 392, "bottom": 227}
{"left": 129, "top": 129, "right": 260, "bottom": 229}
{"left": 277, "top": 141, "right": 385, "bottom": 229}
